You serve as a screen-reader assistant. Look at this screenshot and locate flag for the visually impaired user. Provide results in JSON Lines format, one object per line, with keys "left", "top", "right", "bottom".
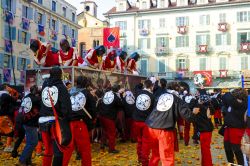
{"left": 193, "top": 71, "right": 212, "bottom": 86}
{"left": 5, "top": 11, "right": 14, "bottom": 24}
{"left": 20, "top": 70, "right": 25, "bottom": 83}
{"left": 22, "top": 18, "right": 30, "bottom": 30}
{"left": 3, "top": 68, "right": 11, "bottom": 83}
{"left": 51, "top": 30, "right": 57, "bottom": 41}
{"left": 177, "top": 71, "right": 185, "bottom": 80}
{"left": 71, "top": 38, "right": 76, "bottom": 47}
{"left": 38, "top": 24, "right": 45, "bottom": 36}
{"left": 103, "top": 27, "right": 120, "bottom": 48}
{"left": 5, "top": 40, "right": 12, "bottom": 53}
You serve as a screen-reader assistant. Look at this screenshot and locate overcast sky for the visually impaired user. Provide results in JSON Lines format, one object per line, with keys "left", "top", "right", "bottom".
{"left": 65, "top": 0, "right": 116, "bottom": 20}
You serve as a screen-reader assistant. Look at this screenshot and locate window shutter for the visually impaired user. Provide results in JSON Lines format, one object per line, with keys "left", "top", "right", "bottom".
{"left": 49, "top": 18, "right": 52, "bottom": 29}
{"left": 27, "top": 7, "right": 33, "bottom": 20}
{"left": 186, "top": 59, "right": 190, "bottom": 70}
{"left": 138, "top": 39, "right": 142, "bottom": 49}
{"left": 186, "top": 17, "right": 189, "bottom": 26}
{"left": 18, "top": 29, "right": 22, "bottom": 43}
{"left": 186, "top": 36, "right": 189, "bottom": 47}
{"left": 227, "top": 33, "right": 231, "bottom": 45}
{"left": 55, "top": 20, "right": 59, "bottom": 32}
{"left": 138, "top": 20, "right": 141, "bottom": 29}
{"left": 26, "top": 59, "right": 31, "bottom": 69}
{"left": 0, "top": 54, "right": 4, "bottom": 68}
{"left": 42, "top": 14, "right": 46, "bottom": 26}
{"left": 147, "top": 38, "right": 150, "bottom": 49}
{"left": 216, "top": 34, "right": 221, "bottom": 45}
{"left": 147, "top": 20, "right": 151, "bottom": 29}
{"left": 26, "top": 33, "right": 31, "bottom": 45}
{"left": 247, "top": 32, "right": 250, "bottom": 41}
{"left": 75, "top": 29, "right": 78, "bottom": 40}
{"left": 176, "top": 17, "right": 179, "bottom": 26}
{"left": 206, "top": 15, "right": 210, "bottom": 25}
{"left": 4, "top": 24, "right": 10, "bottom": 39}
{"left": 206, "top": 34, "right": 210, "bottom": 45}
{"left": 1, "top": 0, "right": 7, "bottom": 9}
{"left": 176, "top": 59, "right": 179, "bottom": 70}
{"left": 17, "top": 57, "right": 22, "bottom": 70}
{"left": 11, "top": 27, "right": 16, "bottom": 40}
{"left": 11, "top": 0, "right": 16, "bottom": 14}
{"left": 34, "top": 10, "right": 38, "bottom": 23}
{"left": 199, "top": 15, "right": 203, "bottom": 25}
{"left": 248, "top": 11, "right": 250, "bottom": 22}
{"left": 237, "top": 12, "right": 240, "bottom": 22}
{"left": 156, "top": 37, "right": 160, "bottom": 48}
{"left": 196, "top": 35, "right": 201, "bottom": 46}
{"left": 9, "top": 55, "right": 16, "bottom": 69}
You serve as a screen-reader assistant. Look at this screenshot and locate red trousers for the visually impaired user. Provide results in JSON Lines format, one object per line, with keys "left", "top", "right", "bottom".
{"left": 184, "top": 120, "right": 191, "bottom": 145}
{"left": 63, "top": 120, "right": 91, "bottom": 166}
{"left": 124, "top": 118, "right": 135, "bottom": 141}
{"left": 224, "top": 128, "right": 245, "bottom": 144}
{"left": 99, "top": 116, "right": 116, "bottom": 151}
{"left": 200, "top": 132, "right": 212, "bottom": 166}
{"left": 148, "top": 128, "right": 174, "bottom": 166}
{"left": 134, "top": 121, "right": 151, "bottom": 166}
{"left": 41, "top": 130, "right": 54, "bottom": 166}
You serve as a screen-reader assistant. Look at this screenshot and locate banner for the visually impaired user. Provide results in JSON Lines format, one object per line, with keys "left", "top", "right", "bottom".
{"left": 71, "top": 38, "right": 76, "bottom": 47}
{"left": 22, "top": 17, "right": 30, "bottom": 30}
{"left": 20, "top": 70, "right": 25, "bottom": 83}
{"left": 38, "top": 24, "right": 45, "bottom": 36}
{"left": 103, "top": 27, "right": 120, "bottom": 48}
{"left": 3, "top": 68, "right": 11, "bottom": 83}
{"left": 5, "top": 11, "right": 14, "bottom": 24}
{"left": 51, "top": 30, "right": 57, "bottom": 41}
{"left": 5, "top": 40, "right": 12, "bottom": 53}
{"left": 219, "top": 70, "right": 228, "bottom": 78}
{"left": 193, "top": 71, "right": 212, "bottom": 86}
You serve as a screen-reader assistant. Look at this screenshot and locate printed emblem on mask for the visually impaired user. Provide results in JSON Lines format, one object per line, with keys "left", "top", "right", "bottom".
{"left": 228, "top": 107, "right": 232, "bottom": 112}
{"left": 71, "top": 92, "right": 86, "bottom": 111}
{"left": 21, "top": 97, "right": 32, "bottom": 113}
{"left": 136, "top": 94, "right": 151, "bottom": 111}
{"left": 103, "top": 91, "right": 115, "bottom": 105}
{"left": 42, "top": 86, "right": 59, "bottom": 107}
{"left": 125, "top": 92, "right": 135, "bottom": 105}
{"left": 157, "top": 93, "right": 174, "bottom": 112}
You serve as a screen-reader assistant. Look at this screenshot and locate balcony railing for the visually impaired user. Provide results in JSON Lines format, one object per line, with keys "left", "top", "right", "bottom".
{"left": 139, "top": 29, "right": 149, "bottom": 36}
{"left": 155, "top": 47, "right": 169, "bottom": 56}
{"left": 198, "top": 45, "right": 209, "bottom": 53}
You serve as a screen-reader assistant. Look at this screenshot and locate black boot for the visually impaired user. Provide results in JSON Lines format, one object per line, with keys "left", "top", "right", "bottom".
{"left": 224, "top": 141, "right": 234, "bottom": 163}
{"left": 231, "top": 143, "right": 244, "bottom": 165}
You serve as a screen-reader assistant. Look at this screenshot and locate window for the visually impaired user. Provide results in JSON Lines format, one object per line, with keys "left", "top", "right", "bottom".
{"left": 6, "top": 0, "right": 12, "bottom": 11}
{"left": 115, "top": 21, "right": 127, "bottom": 30}
{"left": 3, "top": 55, "right": 10, "bottom": 68}
{"left": 120, "top": 39, "right": 127, "bottom": 51}
{"left": 138, "top": 38, "right": 150, "bottom": 49}
{"left": 159, "top": 18, "right": 166, "bottom": 28}
{"left": 176, "top": 17, "right": 189, "bottom": 26}
{"left": 96, "top": 40, "right": 99, "bottom": 46}
{"left": 219, "top": 13, "right": 226, "bottom": 23}
{"left": 21, "top": 31, "right": 27, "bottom": 44}
{"left": 159, "top": 0, "right": 165, "bottom": 7}
{"left": 158, "top": 60, "right": 166, "bottom": 73}
{"left": 4, "top": 24, "right": 16, "bottom": 40}
{"left": 22, "top": 6, "right": 28, "bottom": 18}
{"left": 142, "top": 1, "right": 147, "bottom": 9}
{"left": 199, "top": 58, "right": 206, "bottom": 70}
{"left": 63, "top": 7, "right": 66, "bottom": 17}
{"left": 17, "top": 58, "right": 27, "bottom": 70}
{"left": 216, "top": 33, "right": 231, "bottom": 45}
{"left": 196, "top": 34, "right": 210, "bottom": 45}
{"left": 63, "top": 25, "right": 67, "bottom": 35}
{"left": 140, "top": 59, "right": 148, "bottom": 76}
{"left": 72, "top": 29, "right": 75, "bottom": 38}
{"left": 37, "top": 13, "right": 43, "bottom": 25}
{"left": 93, "top": 40, "right": 97, "bottom": 48}
{"left": 80, "top": 42, "right": 86, "bottom": 57}
{"left": 51, "top": 19, "right": 56, "bottom": 31}
{"left": 177, "top": 59, "right": 187, "bottom": 70}
{"left": 156, "top": 37, "right": 168, "bottom": 47}
{"left": 219, "top": 57, "right": 227, "bottom": 70}
{"left": 52, "top": 1, "right": 56, "bottom": 12}
{"left": 18, "top": 30, "right": 30, "bottom": 44}
{"left": 241, "top": 57, "right": 248, "bottom": 70}
{"left": 176, "top": 36, "right": 189, "bottom": 47}
{"left": 237, "top": 11, "right": 250, "bottom": 22}
{"left": 118, "top": 3, "right": 124, "bottom": 11}
{"left": 138, "top": 20, "right": 150, "bottom": 29}
{"left": 237, "top": 32, "right": 250, "bottom": 46}
{"left": 38, "top": 0, "right": 43, "bottom": 5}
{"left": 199, "top": 15, "right": 210, "bottom": 25}
{"left": 72, "top": 13, "right": 75, "bottom": 22}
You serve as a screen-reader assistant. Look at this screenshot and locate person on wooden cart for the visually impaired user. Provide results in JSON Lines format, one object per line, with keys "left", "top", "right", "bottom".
{"left": 63, "top": 76, "right": 96, "bottom": 166}
{"left": 59, "top": 39, "right": 78, "bottom": 66}
{"left": 102, "top": 50, "right": 117, "bottom": 72}
{"left": 30, "top": 39, "right": 60, "bottom": 67}
{"left": 83, "top": 45, "right": 106, "bottom": 69}
{"left": 126, "top": 52, "right": 140, "bottom": 75}
{"left": 116, "top": 50, "right": 127, "bottom": 73}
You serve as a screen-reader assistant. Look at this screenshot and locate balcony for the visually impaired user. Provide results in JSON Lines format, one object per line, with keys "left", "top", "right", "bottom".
{"left": 198, "top": 45, "right": 208, "bottom": 53}
{"left": 177, "top": 26, "right": 188, "bottom": 35}
{"left": 155, "top": 47, "right": 169, "bottom": 56}
{"left": 218, "top": 23, "right": 228, "bottom": 32}
{"left": 139, "top": 29, "right": 149, "bottom": 36}
{"left": 240, "top": 43, "right": 250, "bottom": 53}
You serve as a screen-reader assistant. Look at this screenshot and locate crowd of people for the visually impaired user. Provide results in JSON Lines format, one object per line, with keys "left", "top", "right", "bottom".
{"left": 0, "top": 38, "right": 249, "bottom": 166}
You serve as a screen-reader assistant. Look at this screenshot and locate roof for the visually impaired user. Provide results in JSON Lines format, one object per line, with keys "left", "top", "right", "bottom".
{"left": 104, "top": 0, "right": 250, "bottom": 16}
{"left": 83, "top": 1, "right": 98, "bottom": 7}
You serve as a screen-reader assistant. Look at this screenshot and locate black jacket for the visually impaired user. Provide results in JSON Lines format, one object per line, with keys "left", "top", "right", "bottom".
{"left": 0, "top": 91, "right": 16, "bottom": 116}
{"left": 146, "top": 91, "right": 194, "bottom": 130}
{"left": 222, "top": 92, "right": 247, "bottom": 129}
{"left": 193, "top": 104, "right": 213, "bottom": 132}
{"left": 69, "top": 88, "right": 96, "bottom": 122}
{"left": 40, "top": 78, "right": 72, "bottom": 120}
{"left": 133, "top": 89, "right": 154, "bottom": 122}
{"left": 99, "top": 91, "right": 123, "bottom": 120}
{"left": 21, "top": 93, "right": 41, "bottom": 127}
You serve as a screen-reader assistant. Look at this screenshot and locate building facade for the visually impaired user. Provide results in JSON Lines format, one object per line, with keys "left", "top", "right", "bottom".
{"left": 77, "top": 1, "right": 108, "bottom": 56}
{"left": 0, "top": 0, "right": 81, "bottom": 85}
{"left": 105, "top": 0, "right": 250, "bottom": 90}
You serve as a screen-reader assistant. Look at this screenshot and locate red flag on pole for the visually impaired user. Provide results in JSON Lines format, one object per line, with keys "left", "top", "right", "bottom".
{"left": 103, "top": 27, "right": 120, "bottom": 48}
